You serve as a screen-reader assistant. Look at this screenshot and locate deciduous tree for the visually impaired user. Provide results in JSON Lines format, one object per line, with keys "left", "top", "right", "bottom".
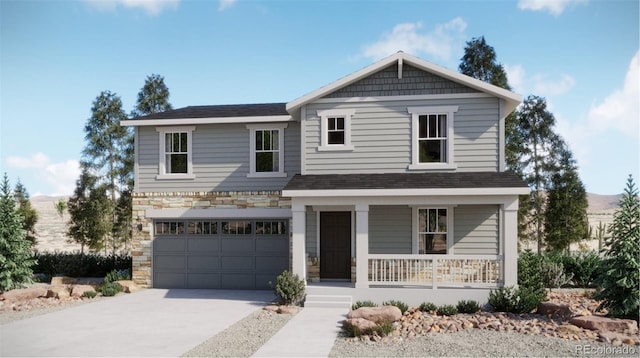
{"left": 13, "top": 180, "right": 38, "bottom": 246}
{"left": 67, "top": 169, "right": 110, "bottom": 253}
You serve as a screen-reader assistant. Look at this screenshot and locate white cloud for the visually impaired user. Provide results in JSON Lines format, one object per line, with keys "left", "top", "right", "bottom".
{"left": 5, "top": 153, "right": 80, "bottom": 196}
{"left": 504, "top": 64, "right": 575, "bottom": 97}
{"left": 361, "top": 18, "right": 467, "bottom": 62}
{"left": 84, "top": 0, "right": 180, "bottom": 16}
{"left": 517, "top": 0, "right": 587, "bottom": 16}
{"left": 218, "top": 0, "right": 237, "bottom": 11}
{"left": 587, "top": 51, "right": 639, "bottom": 139}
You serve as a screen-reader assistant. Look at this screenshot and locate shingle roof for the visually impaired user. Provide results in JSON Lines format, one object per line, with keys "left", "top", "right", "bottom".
{"left": 134, "top": 103, "right": 288, "bottom": 120}
{"left": 283, "top": 172, "right": 528, "bottom": 191}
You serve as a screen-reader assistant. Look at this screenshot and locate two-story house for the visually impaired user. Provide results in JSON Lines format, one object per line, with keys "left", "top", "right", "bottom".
{"left": 122, "top": 52, "right": 529, "bottom": 305}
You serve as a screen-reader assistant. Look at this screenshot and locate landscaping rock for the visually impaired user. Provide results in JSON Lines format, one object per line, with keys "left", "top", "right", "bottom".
{"left": 263, "top": 305, "right": 279, "bottom": 312}
{"left": 115, "top": 280, "right": 139, "bottom": 293}
{"left": 570, "top": 315, "right": 639, "bottom": 335}
{"left": 348, "top": 306, "right": 402, "bottom": 324}
{"left": 344, "top": 318, "right": 378, "bottom": 332}
{"left": 537, "top": 302, "right": 573, "bottom": 318}
{"left": 71, "top": 285, "right": 95, "bottom": 298}
{"left": 277, "top": 306, "right": 298, "bottom": 315}
{"left": 47, "top": 287, "right": 70, "bottom": 299}
{"left": 50, "top": 276, "right": 77, "bottom": 286}
{"left": 0, "top": 287, "right": 48, "bottom": 302}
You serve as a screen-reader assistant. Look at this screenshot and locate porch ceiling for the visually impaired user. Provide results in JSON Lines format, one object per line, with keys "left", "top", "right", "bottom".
{"left": 283, "top": 172, "right": 528, "bottom": 196}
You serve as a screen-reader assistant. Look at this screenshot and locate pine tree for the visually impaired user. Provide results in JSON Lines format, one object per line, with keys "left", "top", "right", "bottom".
{"left": 67, "top": 169, "right": 111, "bottom": 253}
{"left": 131, "top": 74, "right": 172, "bottom": 118}
{"left": 13, "top": 180, "right": 38, "bottom": 246}
{"left": 0, "top": 173, "right": 36, "bottom": 292}
{"left": 594, "top": 175, "right": 640, "bottom": 319}
{"left": 544, "top": 147, "right": 589, "bottom": 252}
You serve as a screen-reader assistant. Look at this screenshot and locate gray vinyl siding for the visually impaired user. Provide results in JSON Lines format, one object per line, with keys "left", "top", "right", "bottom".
{"left": 453, "top": 205, "right": 500, "bottom": 255}
{"left": 369, "top": 206, "right": 412, "bottom": 254}
{"left": 305, "top": 209, "right": 317, "bottom": 257}
{"left": 137, "top": 122, "right": 301, "bottom": 192}
{"left": 325, "top": 64, "right": 478, "bottom": 98}
{"left": 303, "top": 96, "right": 500, "bottom": 174}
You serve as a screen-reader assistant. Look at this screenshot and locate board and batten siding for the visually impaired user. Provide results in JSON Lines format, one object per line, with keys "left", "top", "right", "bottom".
{"left": 137, "top": 122, "right": 301, "bottom": 193}
{"left": 303, "top": 96, "right": 500, "bottom": 174}
{"left": 453, "top": 205, "right": 500, "bottom": 255}
{"left": 369, "top": 205, "right": 412, "bottom": 254}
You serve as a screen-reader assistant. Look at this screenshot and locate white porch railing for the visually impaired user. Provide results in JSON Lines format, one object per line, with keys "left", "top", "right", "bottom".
{"left": 368, "top": 254, "right": 503, "bottom": 288}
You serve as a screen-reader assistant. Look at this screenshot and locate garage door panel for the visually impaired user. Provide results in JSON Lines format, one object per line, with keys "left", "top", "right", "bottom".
{"left": 221, "top": 256, "right": 253, "bottom": 271}
{"left": 256, "top": 238, "right": 288, "bottom": 252}
{"left": 255, "top": 274, "right": 278, "bottom": 289}
{"left": 155, "top": 255, "right": 185, "bottom": 270}
{"left": 256, "top": 256, "right": 289, "bottom": 272}
{"left": 221, "top": 238, "right": 253, "bottom": 252}
{"left": 154, "top": 238, "right": 185, "bottom": 252}
{"left": 221, "top": 274, "right": 254, "bottom": 289}
{"left": 187, "top": 256, "right": 220, "bottom": 271}
{"left": 187, "top": 238, "right": 219, "bottom": 253}
{"left": 154, "top": 273, "right": 186, "bottom": 288}
{"left": 188, "top": 274, "right": 220, "bottom": 289}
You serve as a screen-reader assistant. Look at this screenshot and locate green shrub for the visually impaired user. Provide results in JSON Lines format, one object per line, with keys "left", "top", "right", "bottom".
{"left": 343, "top": 322, "right": 362, "bottom": 337}
{"left": 375, "top": 321, "right": 394, "bottom": 336}
{"left": 100, "top": 282, "right": 122, "bottom": 297}
{"left": 569, "top": 252, "right": 603, "bottom": 288}
{"left": 342, "top": 320, "right": 393, "bottom": 337}
{"left": 489, "top": 285, "right": 545, "bottom": 313}
{"left": 82, "top": 291, "right": 97, "bottom": 299}
{"left": 33, "top": 251, "right": 131, "bottom": 278}
{"left": 382, "top": 300, "right": 408, "bottom": 314}
{"left": 271, "top": 270, "right": 305, "bottom": 305}
{"left": 436, "top": 304, "right": 458, "bottom": 316}
{"left": 540, "top": 260, "right": 572, "bottom": 289}
{"left": 419, "top": 302, "right": 438, "bottom": 313}
{"left": 456, "top": 300, "right": 481, "bottom": 314}
{"left": 518, "top": 250, "right": 545, "bottom": 291}
{"left": 104, "top": 269, "right": 131, "bottom": 284}
{"left": 351, "top": 300, "right": 377, "bottom": 310}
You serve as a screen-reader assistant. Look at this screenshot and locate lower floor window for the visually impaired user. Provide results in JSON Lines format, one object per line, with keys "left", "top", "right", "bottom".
{"left": 418, "top": 208, "right": 447, "bottom": 254}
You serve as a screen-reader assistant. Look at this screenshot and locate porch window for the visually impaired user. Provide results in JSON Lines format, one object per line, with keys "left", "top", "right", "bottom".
{"left": 418, "top": 208, "right": 447, "bottom": 254}
{"left": 317, "top": 109, "right": 355, "bottom": 151}
{"left": 156, "top": 126, "right": 195, "bottom": 179}
{"left": 246, "top": 124, "right": 287, "bottom": 178}
{"left": 408, "top": 106, "right": 458, "bottom": 170}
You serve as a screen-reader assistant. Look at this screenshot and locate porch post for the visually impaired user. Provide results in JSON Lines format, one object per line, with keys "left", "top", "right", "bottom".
{"left": 503, "top": 198, "right": 519, "bottom": 286}
{"left": 291, "top": 202, "right": 306, "bottom": 282}
{"left": 355, "top": 203, "right": 369, "bottom": 288}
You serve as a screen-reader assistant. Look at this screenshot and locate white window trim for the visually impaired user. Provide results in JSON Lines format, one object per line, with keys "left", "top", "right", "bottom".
{"left": 407, "top": 106, "right": 458, "bottom": 171}
{"left": 317, "top": 109, "right": 355, "bottom": 151}
{"left": 411, "top": 206, "right": 455, "bottom": 254}
{"left": 156, "top": 126, "right": 196, "bottom": 180}
{"left": 246, "top": 123, "right": 288, "bottom": 178}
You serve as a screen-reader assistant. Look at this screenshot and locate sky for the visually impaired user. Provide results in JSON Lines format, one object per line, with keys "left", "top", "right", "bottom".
{"left": 1, "top": 0, "right": 638, "bottom": 196}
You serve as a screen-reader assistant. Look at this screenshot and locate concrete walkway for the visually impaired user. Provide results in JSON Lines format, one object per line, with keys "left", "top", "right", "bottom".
{"left": 0, "top": 289, "right": 273, "bottom": 357}
{"left": 252, "top": 307, "right": 348, "bottom": 358}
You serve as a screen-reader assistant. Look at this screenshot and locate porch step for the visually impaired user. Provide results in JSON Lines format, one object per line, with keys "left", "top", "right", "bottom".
{"left": 304, "top": 294, "right": 353, "bottom": 309}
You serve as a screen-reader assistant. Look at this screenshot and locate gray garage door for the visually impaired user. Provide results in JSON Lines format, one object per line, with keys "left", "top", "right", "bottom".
{"left": 153, "top": 219, "right": 289, "bottom": 289}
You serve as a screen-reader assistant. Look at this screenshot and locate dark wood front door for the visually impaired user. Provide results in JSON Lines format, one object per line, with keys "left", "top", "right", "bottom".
{"left": 320, "top": 212, "right": 351, "bottom": 279}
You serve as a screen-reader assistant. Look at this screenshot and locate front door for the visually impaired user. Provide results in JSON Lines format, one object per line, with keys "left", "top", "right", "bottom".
{"left": 320, "top": 212, "right": 351, "bottom": 280}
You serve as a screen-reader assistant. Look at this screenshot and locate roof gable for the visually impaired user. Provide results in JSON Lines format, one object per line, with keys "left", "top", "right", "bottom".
{"left": 286, "top": 52, "right": 521, "bottom": 114}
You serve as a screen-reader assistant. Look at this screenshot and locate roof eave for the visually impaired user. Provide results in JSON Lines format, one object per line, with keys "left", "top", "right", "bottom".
{"left": 121, "top": 115, "right": 294, "bottom": 127}
{"left": 282, "top": 187, "right": 530, "bottom": 198}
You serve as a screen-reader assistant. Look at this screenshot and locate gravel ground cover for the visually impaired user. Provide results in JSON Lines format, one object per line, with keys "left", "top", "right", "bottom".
{"left": 0, "top": 296, "right": 106, "bottom": 325}
{"left": 181, "top": 308, "right": 295, "bottom": 357}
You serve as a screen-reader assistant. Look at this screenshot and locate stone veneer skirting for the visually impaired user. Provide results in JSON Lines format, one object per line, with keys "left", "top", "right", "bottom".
{"left": 131, "top": 191, "right": 291, "bottom": 287}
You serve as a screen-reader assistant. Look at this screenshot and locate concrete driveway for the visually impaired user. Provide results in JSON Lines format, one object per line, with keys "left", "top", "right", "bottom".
{"left": 0, "top": 288, "right": 275, "bottom": 357}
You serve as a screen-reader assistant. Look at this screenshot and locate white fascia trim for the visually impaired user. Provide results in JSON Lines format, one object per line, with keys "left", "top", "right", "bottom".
{"left": 286, "top": 52, "right": 521, "bottom": 114}
{"left": 145, "top": 208, "right": 292, "bottom": 219}
{"left": 282, "top": 187, "right": 531, "bottom": 198}
{"left": 313, "top": 92, "right": 493, "bottom": 104}
{"left": 499, "top": 99, "right": 506, "bottom": 172}
{"left": 122, "top": 115, "right": 293, "bottom": 127}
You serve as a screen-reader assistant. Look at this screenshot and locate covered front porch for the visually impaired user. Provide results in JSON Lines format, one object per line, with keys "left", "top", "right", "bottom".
{"left": 282, "top": 172, "right": 529, "bottom": 303}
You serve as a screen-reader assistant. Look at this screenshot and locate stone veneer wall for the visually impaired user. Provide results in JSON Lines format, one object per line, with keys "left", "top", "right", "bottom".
{"left": 131, "top": 191, "right": 291, "bottom": 287}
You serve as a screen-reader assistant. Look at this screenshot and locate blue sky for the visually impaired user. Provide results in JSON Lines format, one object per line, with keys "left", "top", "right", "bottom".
{"left": 1, "top": 0, "right": 638, "bottom": 196}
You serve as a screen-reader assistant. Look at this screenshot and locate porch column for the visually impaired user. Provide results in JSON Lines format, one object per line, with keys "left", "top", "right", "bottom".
{"left": 291, "top": 203, "right": 306, "bottom": 282}
{"left": 355, "top": 203, "right": 369, "bottom": 288}
{"left": 503, "top": 198, "right": 519, "bottom": 286}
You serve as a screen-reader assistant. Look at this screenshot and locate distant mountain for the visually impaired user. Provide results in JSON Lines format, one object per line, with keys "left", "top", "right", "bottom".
{"left": 587, "top": 193, "right": 622, "bottom": 212}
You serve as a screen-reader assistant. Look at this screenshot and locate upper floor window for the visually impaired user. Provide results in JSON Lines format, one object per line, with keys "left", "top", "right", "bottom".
{"left": 408, "top": 106, "right": 458, "bottom": 170}
{"left": 317, "top": 109, "right": 355, "bottom": 151}
{"left": 246, "top": 124, "right": 287, "bottom": 178}
{"left": 156, "top": 126, "right": 195, "bottom": 179}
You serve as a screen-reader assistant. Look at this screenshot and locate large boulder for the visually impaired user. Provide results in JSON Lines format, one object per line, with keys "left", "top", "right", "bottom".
{"left": 537, "top": 301, "right": 574, "bottom": 318}
{"left": 115, "top": 280, "right": 140, "bottom": 293}
{"left": 343, "top": 318, "right": 378, "bottom": 332}
{"left": 47, "top": 286, "right": 70, "bottom": 299}
{"left": 570, "top": 315, "right": 639, "bottom": 335}
{"left": 347, "top": 306, "right": 402, "bottom": 324}
{"left": 50, "top": 276, "right": 78, "bottom": 286}
{"left": 71, "top": 285, "right": 96, "bottom": 298}
{"left": 0, "top": 287, "right": 48, "bottom": 301}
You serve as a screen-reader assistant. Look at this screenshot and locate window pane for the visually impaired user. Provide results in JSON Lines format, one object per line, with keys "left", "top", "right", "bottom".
{"left": 438, "top": 209, "right": 447, "bottom": 232}
{"left": 438, "top": 115, "right": 447, "bottom": 138}
{"left": 271, "top": 130, "right": 279, "bottom": 150}
{"left": 172, "top": 133, "right": 181, "bottom": 152}
{"left": 272, "top": 152, "right": 279, "bottom": 171}
{"left": 328, "top": 131, "right": 345, "bottom": 145}
{"left": 328, "top": 118, "right": 336, "bottom": 131}
{"left": 428, "top": 209, "right": 437, "bottom": 232}
{"left": 256, "top": 152, "right": 274, "bottom": 172}
{"left": 263, "top": 130, "right": 271, "bottom": 150}
{"left": 419, "top": 209, "right": 427, "bottom": 232}
{"left": 428, "top": 114, "right": 437, "bottom": 138}
{"left": 170, "top": 154, "right": 187, "bottom": 173}
{"left": 419, "top": 140, "right": 443, "bottom": 163}
{"left": 165, "top": 133, "right": 172, "bottom": 152}
{"left": 419, "top": 115, "right": 427, "bottom": 138}
{"left": 422, "top": 234, "right": 446, "bottom": 254}
{"left": 256, "top": 130, "right": 263, "bottom": 151}
{"left": 336, "top": 117, "right": 344, "bottom": 130}
{"left": 180, "top": 133, "right": 187, "bottom": 152}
